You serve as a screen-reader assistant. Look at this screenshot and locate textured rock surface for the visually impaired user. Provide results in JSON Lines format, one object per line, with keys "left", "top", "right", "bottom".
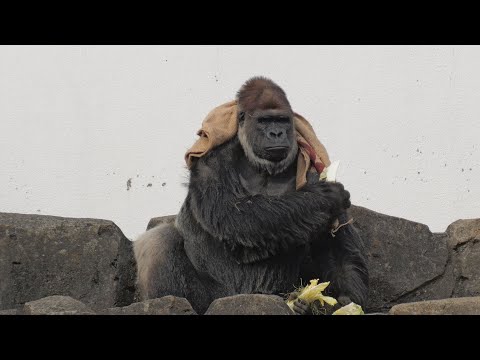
{"left": 0, "top": 212, "right": 136, "bottom": 311}
{"left": 349, "top": 205, "right": 451, "bottom": 312}
{"left": 2, "top": 208, "right": 479, "bottom": 315}
{"left": 205, "top": 294, "right": 293, "bottom": 315}
{"left": 364, "top": 312, "right": 389, "bottom": 315}
{"left": 389, "top": 296, "right": 480, "bottom": 315}
{"left": 146, "top": 215, "right": 176, "bottom": 231}
{"left": 378, "top": 232, "right": 455, "bottom": 307}
{"left": 101, "top": 296, "right": 197, "bottom": 315}
{"left": 21, "top": 295, "right": 95, "bottom": 315}
{"left": 447, "top": 219, "right": 480, "bottom": 298}
{"left": 0, "top": 309, "right": 17, "bottom": 315}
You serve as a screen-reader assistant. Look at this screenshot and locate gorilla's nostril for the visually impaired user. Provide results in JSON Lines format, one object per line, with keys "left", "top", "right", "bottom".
{"left": 269, "top": 131, "right": 283, "bottom": 138}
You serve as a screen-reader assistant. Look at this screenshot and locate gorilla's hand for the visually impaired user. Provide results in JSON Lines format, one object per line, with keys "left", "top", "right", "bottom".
{"left": 331, "top": 182, "right": 351, "bottom": 210}
{"left": 291, "top": 298, "right": 312, "bottom": 315}
{"left": 306, "top": 171, "right": 351, "bottom": 210}
{"left": 306, "top": 181, "right": 351, "bottom": 215}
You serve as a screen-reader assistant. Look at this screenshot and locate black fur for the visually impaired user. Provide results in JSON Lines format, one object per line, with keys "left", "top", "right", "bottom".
{"left": 300, "top": 173, "right": 369, "bottom": 307}
{"left": 134, "top": 77, "right": 369, "bottom": 314}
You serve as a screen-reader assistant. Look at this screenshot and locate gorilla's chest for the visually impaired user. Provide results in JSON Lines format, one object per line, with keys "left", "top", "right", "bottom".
{"left": 177, "top": 201, "right": 305, "bottom": 296}
{"left": 237, "top": 158, "right": 297, "bottom": 196}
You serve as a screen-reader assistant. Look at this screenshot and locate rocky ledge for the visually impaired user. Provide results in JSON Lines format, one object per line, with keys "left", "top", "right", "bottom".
{"left": 1, "top": 206, "right": 479, "bottom": 315}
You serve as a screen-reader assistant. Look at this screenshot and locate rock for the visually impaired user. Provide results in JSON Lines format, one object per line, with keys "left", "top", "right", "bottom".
{"left": 446, "top": 219, "right": 480, "bottom": 249}
{"left": 396, "top": 233, "right": 455, "bottom": 305}
{"left": 0, "top": 213, "right": 136, "bottom": 311}
{"left": 205, "top": 294, "right": 293, "bottom": 315}
{"left": 447, "top": 219, "right": 480, "bottom": 298}
{"left": 364, "top": 312, "right": 389, "bottom": 315}
{"left": 100, "top": 296, "right": 197, "bottom": 315}
{"left": 0, "top": 309, "right": 17, "bottom": 315}
{"left": 146, "top": 215, "right": 176, "bottom": 230}
{"left": 349, "top": 205, "right": 451, "bottom": 312}
{"left": 21, "top": 295, "right": 95, "bottom": 315}
{"left": 389, "top": 296, "right": 480, "bottom": 315}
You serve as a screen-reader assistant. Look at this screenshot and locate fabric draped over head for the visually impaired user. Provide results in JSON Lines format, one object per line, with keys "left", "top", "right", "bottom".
{"left": 185, "top": 100, "right": 331, "bottom": 189}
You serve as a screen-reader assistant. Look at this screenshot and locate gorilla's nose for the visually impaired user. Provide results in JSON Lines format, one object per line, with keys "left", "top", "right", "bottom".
{"left": 267, "top": 130, "right": 284, "bottom": 140}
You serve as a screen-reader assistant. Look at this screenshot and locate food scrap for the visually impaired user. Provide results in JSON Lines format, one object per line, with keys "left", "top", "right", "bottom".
{"left": 286, "top": 279, "right": 364, "bottom": 315}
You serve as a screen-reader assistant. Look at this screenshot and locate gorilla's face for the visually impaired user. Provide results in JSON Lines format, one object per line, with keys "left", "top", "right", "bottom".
{"left": 238, "top": 108, "right": 298, "bottom": 175}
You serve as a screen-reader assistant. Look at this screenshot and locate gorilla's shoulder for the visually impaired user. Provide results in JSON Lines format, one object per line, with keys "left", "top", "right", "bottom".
{"left": 192, "top": 137, "right": 242, "bottom": 171}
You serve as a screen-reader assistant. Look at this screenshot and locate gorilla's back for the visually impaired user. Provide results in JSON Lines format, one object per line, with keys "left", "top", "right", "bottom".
{"left": 134, "top": 223, "right": 182, "bottom": 300}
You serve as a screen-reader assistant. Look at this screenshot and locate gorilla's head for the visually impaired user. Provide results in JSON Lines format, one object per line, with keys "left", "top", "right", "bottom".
{"left": 236, "top": 76, "right": 298, "bottom": 175}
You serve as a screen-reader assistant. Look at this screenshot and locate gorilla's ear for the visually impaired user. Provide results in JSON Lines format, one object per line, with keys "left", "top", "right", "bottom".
{"left": 238, "top": 111, "right": 245, "bottom": 123}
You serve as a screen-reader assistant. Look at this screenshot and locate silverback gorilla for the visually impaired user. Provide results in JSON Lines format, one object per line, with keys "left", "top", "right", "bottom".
{"left": 134, "top": 77, "right": 368, "bottom": 314}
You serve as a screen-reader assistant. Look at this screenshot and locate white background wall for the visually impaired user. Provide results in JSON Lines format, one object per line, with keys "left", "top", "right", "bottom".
{"left": 1, "top": 45, "right": 479, "bottom": 239}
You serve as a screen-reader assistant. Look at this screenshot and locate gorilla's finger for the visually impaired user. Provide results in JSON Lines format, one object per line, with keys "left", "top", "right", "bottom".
{"left": 292, "top": 298, "right": 310, "bottom": 315}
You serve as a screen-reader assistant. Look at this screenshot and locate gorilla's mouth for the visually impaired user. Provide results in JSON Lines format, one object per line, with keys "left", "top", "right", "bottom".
{"left": 263, "top": 146, "right": 290, "bottom": 161}
{"left": 266, "top": 146, "right": 288, "bottom": 150}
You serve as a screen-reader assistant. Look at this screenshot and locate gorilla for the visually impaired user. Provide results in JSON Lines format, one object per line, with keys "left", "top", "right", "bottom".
{"left": 134, "top": 77, "right": 368, "bottom": 314}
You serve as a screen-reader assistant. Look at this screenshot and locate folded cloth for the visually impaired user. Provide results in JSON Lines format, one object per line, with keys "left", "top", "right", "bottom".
{"left": 185, "top": 100, "right": 331, "bottom": 189}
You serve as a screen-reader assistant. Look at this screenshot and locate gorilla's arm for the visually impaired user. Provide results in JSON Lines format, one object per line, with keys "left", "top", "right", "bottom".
{"left": 328, "top": 213, "right": 369, "bottom": 307}
{"left": 188, "top": 143, "right": 349, "bottom": 263}
{"left": 299, "top": 210, "right": 369, "bottom": 308}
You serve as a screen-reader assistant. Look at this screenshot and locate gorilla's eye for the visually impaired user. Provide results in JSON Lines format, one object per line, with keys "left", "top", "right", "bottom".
{"left": 275, "top": 116, "right": 290, "bottom": 123}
